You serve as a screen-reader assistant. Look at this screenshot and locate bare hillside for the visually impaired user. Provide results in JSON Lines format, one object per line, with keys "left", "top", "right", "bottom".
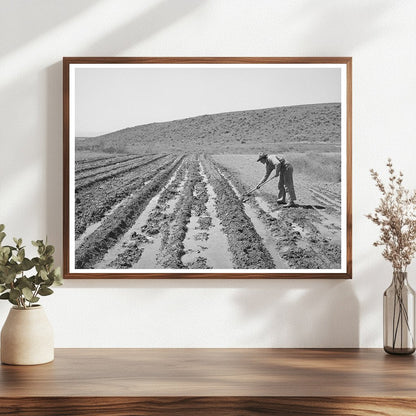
{"left": 77, "top": 103, "right": 341, "bottom": 154}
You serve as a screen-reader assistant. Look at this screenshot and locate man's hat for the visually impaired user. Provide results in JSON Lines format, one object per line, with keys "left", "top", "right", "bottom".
{"left": 257, "top": 152, "right": 267, "bottom": 162}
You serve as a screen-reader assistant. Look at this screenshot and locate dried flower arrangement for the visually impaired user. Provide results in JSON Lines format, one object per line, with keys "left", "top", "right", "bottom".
{"left": 367, "top": 159, "right": 416, "bottom": 272}
{"left": 367, "top": 159, "right": 416, "bottom": 354}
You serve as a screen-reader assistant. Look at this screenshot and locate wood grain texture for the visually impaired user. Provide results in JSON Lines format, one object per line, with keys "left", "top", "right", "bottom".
{"left": 1, "top": 349, "right": 415, "bottom": 415}
{"left": 1, "top": 397, "right": 416, "bottom": 416}
{"left": 63, "top": 57, "right": 352, "bottom": 279}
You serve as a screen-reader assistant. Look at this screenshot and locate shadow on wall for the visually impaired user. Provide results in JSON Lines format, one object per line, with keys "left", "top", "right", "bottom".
{"left": 46, "top": 62, "right": 64, "bottom": 263}
{"left": 0, "top": 0, "right": 101, "bottom": 57}
{"left": 234, "top": 279, "right": 359, "bottom": 347}
{"left": 289, "top": 0, "right": 393, "bottom": 53}
{"left": 83, "top": 0, "right": 205, "bottom": 55}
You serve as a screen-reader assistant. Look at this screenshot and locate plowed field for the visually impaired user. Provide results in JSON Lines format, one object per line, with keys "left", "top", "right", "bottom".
{"left": 75, "top": 152, "right": 342, "bottom": 270}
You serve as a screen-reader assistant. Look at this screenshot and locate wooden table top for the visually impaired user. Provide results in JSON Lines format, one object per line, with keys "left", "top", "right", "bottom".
{"left": 1, "top": 348, "right": 415, "bottom": 398}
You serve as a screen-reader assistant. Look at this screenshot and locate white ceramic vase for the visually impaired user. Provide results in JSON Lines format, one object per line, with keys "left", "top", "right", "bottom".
{"left": 1, "top": 305, "right": 54, "bottom": 365}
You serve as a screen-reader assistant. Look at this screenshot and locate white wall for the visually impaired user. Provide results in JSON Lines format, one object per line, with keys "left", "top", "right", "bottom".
{"left": 1, "top": 0, "right": 415, "bottom": 347}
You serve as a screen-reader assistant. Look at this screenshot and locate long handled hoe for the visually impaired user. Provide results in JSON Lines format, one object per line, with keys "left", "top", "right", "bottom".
{"left": 240, "top": 176, "right": 275, "bottom": 202}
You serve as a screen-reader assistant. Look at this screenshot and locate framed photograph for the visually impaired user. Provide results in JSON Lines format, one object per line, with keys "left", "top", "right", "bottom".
{"left": 63, "top": 57, "right": 352, "bottom": 279}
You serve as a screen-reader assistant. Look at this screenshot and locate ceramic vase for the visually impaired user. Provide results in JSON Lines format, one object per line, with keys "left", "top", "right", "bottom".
{"left": 1, "top": 305, "right": 54, "bottom": 365}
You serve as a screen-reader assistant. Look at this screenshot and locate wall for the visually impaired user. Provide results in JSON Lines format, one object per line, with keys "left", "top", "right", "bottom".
{"left": 1, "top": 0, "right": 415, "bottom": 347}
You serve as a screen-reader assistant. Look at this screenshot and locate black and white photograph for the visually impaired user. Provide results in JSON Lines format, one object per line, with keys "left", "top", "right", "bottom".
{"left": 64, "top": 58, "right": 351, "bottom": 278}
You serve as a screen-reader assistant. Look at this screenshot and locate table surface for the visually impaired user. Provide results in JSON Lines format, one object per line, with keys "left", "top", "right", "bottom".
{"left": 1, "top": 348, "right": 415, "bottom": 398}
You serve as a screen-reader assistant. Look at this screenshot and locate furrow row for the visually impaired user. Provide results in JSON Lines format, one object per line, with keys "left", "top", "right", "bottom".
{"left": 75, "top": 154, "right": 169, "bottom": 191}
{"left": 202, "top": 156, "right": 275, "bottom": 269}
{"left": 75, "top": 156, "right": 184, "bottom": 269}
{"left": 76, "top": 154, "right": 147, "bottom": 176}
{"left": 75, "top": 156, "right": 177, "bottom": 239}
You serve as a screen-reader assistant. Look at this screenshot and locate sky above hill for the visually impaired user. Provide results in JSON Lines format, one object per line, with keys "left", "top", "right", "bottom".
{"left": 74, "top": 64, "right": 342, "bottom": 137}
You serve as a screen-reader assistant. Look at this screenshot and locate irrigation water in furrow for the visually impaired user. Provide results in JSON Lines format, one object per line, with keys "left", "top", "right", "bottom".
{"left": 202, "top": 170, "right": 234, "bottom": 269}
{"left": 202, "top": 157, "right": 275, "bottom": 269}
{"left": 75, "top": 197, "right": 129, "bottom": 251}
{"left": 75, "top": 156, "right": 184, "bottom": 269}
{"left": 76, "top": 179, "right": 155, "bottom": 247}
{"left": 254, "top": 196, "right": 280, "bottom": 220}
{"left": 135, "top": 161, "right": 189, "bottom": 268}
{"left": 134, "top": 171, "right": 188, "bottom": 269}
{"left": 95, "top": 160, "right": 187, "bottom": 269}
{"left": 157, "top": 158, "right": 200, "bottom": 269}
{"left": 75, "top": 156, "right": 177, "bottom": 238}
{"left": 181, "top": 162, "right": 233, "bottom": 269}
{"left": 180, "top": 161, "right": 210, "bottom": 269}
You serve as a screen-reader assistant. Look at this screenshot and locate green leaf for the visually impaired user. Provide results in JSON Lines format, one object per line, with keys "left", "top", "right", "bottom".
{"left": 0, "top": 224, "right": 4, "bottom": 232}
{"left": 9, "top": 288, "right": 21, "bottom": 301}
{"left": 0, "top": 285, "right": 6, "bottom": 294}
{"left": 0, "top": 232, "right": 5, "bottom": 244}
{"left": 34, "top": 274, "right": 43, "bottom": 285}
{"left": 17, "top": 248, "right": 25, "bottom": 262}
{"left": 0, "top": 246, "right": 10, "bottom": 255}
{"left": 0, "top": 250, "right": 9, "bottom": 266}
{"left": 38, "top": 287, "right": 53, "bottom": 296}
{"left": 20, "top": 258, "right": 33, "bottom": 271}
{"left": 2, "top": 270, "right": 17, "bottom": 284}
{"left": 17, "top": 276, "right": 35, "bottom": 291}
{"left": 0, "top": 291, "right": 17, "bottom": 306}
{"left": 39, "top": 269, "right": 48, "bottom": 281}
{"left": 22, "top": 287, "right": 34, "bottom": 301}
{"left": 42, "top": 276, "right": 54, "bottom": 287}
{"left": 45, "top": 245, "right": 55, "bottom": 256}
{"left": 32, "top": 240, "right": 43, "bottom": 247}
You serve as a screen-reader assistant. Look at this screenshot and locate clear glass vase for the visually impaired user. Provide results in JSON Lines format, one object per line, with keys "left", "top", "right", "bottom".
{"left": 383, "top": 271, "right": 415, "bottom": 355}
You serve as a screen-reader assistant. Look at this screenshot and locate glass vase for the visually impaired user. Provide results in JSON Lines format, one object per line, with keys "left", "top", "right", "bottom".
{"left": 383, "top": 271, "right": 415, "bottom": 355}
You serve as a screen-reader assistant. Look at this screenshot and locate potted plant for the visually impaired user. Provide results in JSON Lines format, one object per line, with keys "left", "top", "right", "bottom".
{"left": 367, "top": 159, "right": 416, "bottom": 354}
{"left": 0, "top": 224, "right": 62, "bottom": 365}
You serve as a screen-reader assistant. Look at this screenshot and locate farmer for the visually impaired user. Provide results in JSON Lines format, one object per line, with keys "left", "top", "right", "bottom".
{"left": 255, "top": 152, "right": 297, "bottom": 207}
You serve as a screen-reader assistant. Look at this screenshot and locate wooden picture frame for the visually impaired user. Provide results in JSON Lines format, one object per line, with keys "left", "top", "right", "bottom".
{"left": 63, "top": 57, "right": 352, "bottom": 279}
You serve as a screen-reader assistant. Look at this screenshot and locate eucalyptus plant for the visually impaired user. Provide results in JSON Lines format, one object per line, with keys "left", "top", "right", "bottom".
{"left": 0, "top": 224, "right": 62, "bottom": 309}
